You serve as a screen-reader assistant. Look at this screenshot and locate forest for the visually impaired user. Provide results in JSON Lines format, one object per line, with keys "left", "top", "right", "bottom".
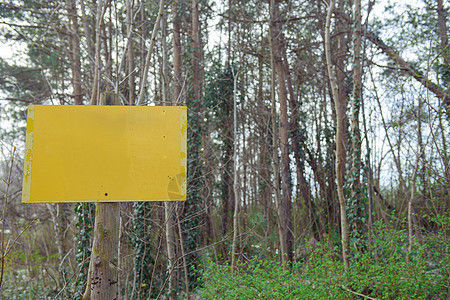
{"left": 0, "top": 0, "right": 449, "bottom": 299}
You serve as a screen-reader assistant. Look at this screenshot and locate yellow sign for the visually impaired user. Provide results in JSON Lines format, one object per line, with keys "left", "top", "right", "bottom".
{"left": 22, "top": 105, "right": 187, "bottom": 203}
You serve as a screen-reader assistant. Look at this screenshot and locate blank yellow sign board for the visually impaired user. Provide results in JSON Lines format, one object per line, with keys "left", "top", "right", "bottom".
{"left": 22, "top": 105, "right": 187, "bottom": 203}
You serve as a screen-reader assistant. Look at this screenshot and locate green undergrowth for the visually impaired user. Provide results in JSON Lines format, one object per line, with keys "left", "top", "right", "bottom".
{"left": 199, "top": 217, "right": 449, "bottom": 299}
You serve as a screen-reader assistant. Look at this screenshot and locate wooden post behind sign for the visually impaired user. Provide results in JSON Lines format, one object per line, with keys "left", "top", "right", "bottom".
{"left": 83, "top": 93, "right": 121, "bottom": 300}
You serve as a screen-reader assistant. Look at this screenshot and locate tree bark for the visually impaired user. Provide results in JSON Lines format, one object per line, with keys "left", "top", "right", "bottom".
{"left": 335, "top": 0, "right": 350, "bottom": 181}
{"left": 85, "top": 202, "right": 120, "bottom": 300}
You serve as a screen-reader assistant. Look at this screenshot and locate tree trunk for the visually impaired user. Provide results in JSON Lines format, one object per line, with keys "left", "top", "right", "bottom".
{"left": 171, "top": 2, "right": 189, "bottom": 295}
{"left": 406, "top": 153, "right": 421, "bottom": 264}
{"left": 256, "top": 42, "right": 272, "bottom": 239}
{"left": 161, "top": 11, "right": 177, "bottom": 297}
{"left": 82, "top": 3, "right": 105, "bottom": 296}
{"left": 175, "top": 206, "right": 190, "bottom": 298}
{"left": 325, "top": 0, "right": 350, "bottom": 271}
{"left": 349, "top": 0, "right": 364, "bottom": 237}
{"left": 126, "top": 0, "right": 135, "bottom": 105}
{"left": 269, "top": 0, "right": 293, "bottom": 265}
{"left": 79, "top": 0, "right": 94, "bottom": 68}
{"left": 231, "top": 68, "right": 240, "bottom": 269}
{"left": 85, "top": 203, "right": 120, "bottom": 300}
{"left": 173, "top": 0, "right": 182, "bottom": 105}
{"left": 136, "top": 0, "right": 165, "bottom": 105}
{"left": 139, "top": 1, "right": 146, "bottom": 83}
{"left": 269, "top": 57, "right": 285, "bottom": 265}
{"left": 90, "top": 0, "right": 104, "bottom": 106}
{"left": 281, "top": 29, "right": 317, "bottom": 240}
{"left": 164, "top": 202, "right": 176, "bottom": 298}
{"left": 269, "top": 15, "right": 287, "bottom": 265}
{"left": 436, "top": 0, "right": 449, "bottom": 67}
{"left": 82, "top": 94, "right": 121, "bottom": 300}
{"left": 221, "top": 125, "right": 234, "bottom": 237}
{"left": 66, "top": 0, "right": 83, "bottom": 105}
{"left": 191, "top": 0, "right": 202, "bottom": 106}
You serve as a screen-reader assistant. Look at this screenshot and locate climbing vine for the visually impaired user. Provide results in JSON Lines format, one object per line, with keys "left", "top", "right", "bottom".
{"left": 73, "top": 203, "right": 94, "bottom": 299}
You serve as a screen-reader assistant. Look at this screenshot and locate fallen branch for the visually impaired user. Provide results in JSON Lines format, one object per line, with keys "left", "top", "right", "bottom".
{"left": 341, "top": 285, "right": 378, "bottom": 300}
{"left": 365, "top": 31, "right": 450, "bottom": 111}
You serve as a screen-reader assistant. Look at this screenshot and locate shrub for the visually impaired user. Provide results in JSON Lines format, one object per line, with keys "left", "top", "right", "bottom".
{"left": 199, "top": 217, "right": 449, "bottom": 299}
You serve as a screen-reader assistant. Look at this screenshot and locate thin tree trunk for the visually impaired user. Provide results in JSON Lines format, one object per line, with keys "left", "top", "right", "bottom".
{"left": 369, "top": 68, "right": 407, "bottom": 192}
{"left": 160, "top": 11, "right": 176, "bottom": 298}
{"left": 104, "top": 8, "right": 112, "bottom": 84}
{"left": 349, "top": 0, "right": 363, "bottom": 236}
{"left": 325, "top": 0, "right": 350, "bottom": 271}
{"left": 191, "top": 0, "right": 202, "bottom": 105}
{"left": 270, "top": 72, "right": 285, "bottom": 265}
{"left": 164, "top": 202, "right": 176, "bottom": 298}
{"left": 173, "top": 0, "right": 182, "bottom": 105}
{"left": 46, "top": 204, "right": 67, "bottom": 297}
{"left": 126, "top": 0, "right": 135, "bottom": 105}
{"left": 79, "top": 0, "right": 94, "bottom": 66}
{"left": 66, "top": 0, "right": 83, "bottom": 105}
{"left": 361, "top": 1, "right": 375, "bottom": 233}
{"left": 136, "top": 0, "right": 165, "bottom": 105}
{"left": 90, "top": 0, "right": 105, "bottom": 106}
{"left": 269, "top": 0, "right": 293, "bottom": 265}
{"left": 406, "top": 153, "right": 421, "bottom": 264}
{"left": 268, "top": 23, "right": 287, "bottom": 265}
{"left": 175, "top": 207, "right": 189, "bottom": 299}
{"left": 436, "top": 0, "right": 449, "bottom": 67}
{"left": 171, "top": 3, "right": 189, "bottom": 295}
{"left": 283, "top": 38, "right": 317, "bottom": 240}
{"left": 256, "top": 37, "right": 272, "bottom": 239}
{"left": 231, "top": 68, "right": 240, "bottom": 269}
{"left": 161, "top": 15, "right": 169, "bottom": 106}
{"left": 361, "top": 80, "right": 374, "bottom": 231}
{"left": 139, "top": 1, "right": 146, "bottom": 83}
{"left": 335, "top": 0, "right": 350, "bottom": 182}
